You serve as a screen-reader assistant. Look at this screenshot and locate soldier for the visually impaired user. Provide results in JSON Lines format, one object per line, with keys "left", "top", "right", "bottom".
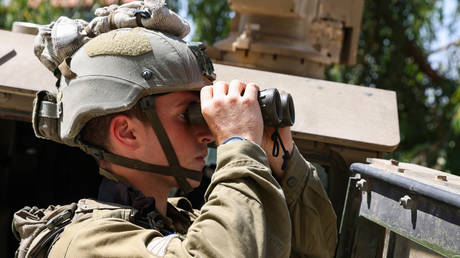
{"left": 12, "top": 1, "right": 337, "bottom": 257}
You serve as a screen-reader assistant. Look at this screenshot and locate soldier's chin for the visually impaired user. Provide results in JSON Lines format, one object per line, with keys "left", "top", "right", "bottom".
{"left": 186, "top": 178, "right": 201, "bottom": 188}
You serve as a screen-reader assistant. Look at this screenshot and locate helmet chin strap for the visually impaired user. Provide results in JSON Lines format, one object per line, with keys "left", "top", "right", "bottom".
{"left": 80, "top": 95, "right": 202, "bottom": 194}
{"left": 138, "top": 95, "right": 201, "bottom": 193}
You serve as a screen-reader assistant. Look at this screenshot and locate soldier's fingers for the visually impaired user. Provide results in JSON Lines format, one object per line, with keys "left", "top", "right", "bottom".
{"left": 244, "top": 82, "right": 260, "bottom": 100}
{"left": 228, "top": 80, "right": 246, "bottom": 97}
{"left": 213, "top": 81, "right": 229, "bottom": 98}
{"left": 200, "top": 86, "right": 212, "bottom": 104}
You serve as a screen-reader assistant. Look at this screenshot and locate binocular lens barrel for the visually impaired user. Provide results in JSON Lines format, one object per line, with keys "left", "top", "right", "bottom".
{"left": 186, "top": 88, "right": 295, "bottom": 127}
{"left": 258, "top": 89, "right": 282, "bottom": 126}
{"left": 280, "top": 91, "right": 295, "bottom": 126}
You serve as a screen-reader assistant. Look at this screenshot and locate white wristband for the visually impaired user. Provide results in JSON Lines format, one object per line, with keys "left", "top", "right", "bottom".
{"left": 222, "top": 136, "right": 247, "bottom": 145}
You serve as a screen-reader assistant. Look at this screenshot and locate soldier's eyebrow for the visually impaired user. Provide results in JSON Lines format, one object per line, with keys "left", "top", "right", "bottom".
{"left": 173, "top": 98, "right": 195, "bottom": 109}
{"left": 174, "top": 94, "right": 200, "bottom": 108}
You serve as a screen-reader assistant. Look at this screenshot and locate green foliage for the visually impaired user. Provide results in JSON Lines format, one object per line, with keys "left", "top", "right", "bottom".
{"left": 0, "top": 0, "right": 182, "bottom": 29}
{"left": 181, "top": 0, "right": 460, "bottom": 175}
{"left": 325, "top": 0, "right": 460, "bottom": 174}
{"left": 0, "top": 0, "right": 96, "bottom": 29}
{"left": 187, "top": 0, "right": 231, "bottom": 45}
{"left": 2, "top": 0, "right": 459, "bottom": 174}
{"left": 165, "top": 0, "right": 179, "bottom": 13}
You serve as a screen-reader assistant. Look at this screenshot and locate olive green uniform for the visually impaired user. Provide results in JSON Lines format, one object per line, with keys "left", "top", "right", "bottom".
{"left": 25, "top": 7, "right": 336, "bottom": 258}
{"left": 48, "top": 141, "right": 337, "bottom": 257}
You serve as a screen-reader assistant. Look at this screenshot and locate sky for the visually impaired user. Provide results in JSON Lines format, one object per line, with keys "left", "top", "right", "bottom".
{"left": 426, "top": 0, "right": 460, "bottom": 78}
{"left": 178, "top": 0, "right": 195, "bottom": 42}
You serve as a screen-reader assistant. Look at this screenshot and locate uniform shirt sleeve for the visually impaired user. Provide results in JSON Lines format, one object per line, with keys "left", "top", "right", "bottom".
{"left": 48, "top": 141, "right": 292, "bottom": 258}
{"left": 280, "top": 144, "right": 338, "bottom": 258}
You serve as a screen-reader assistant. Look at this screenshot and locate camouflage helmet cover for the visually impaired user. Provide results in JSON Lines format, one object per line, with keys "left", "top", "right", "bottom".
{"left": 33, "top": 27, "right": 213, "bottom": 147}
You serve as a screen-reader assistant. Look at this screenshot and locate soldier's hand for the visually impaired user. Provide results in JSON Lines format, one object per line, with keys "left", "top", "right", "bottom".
{"left": 200, "top": 80, "right": 264, "bottom": 145}
{"left": 261, "top": 121, "right": 294, "bottom": 181}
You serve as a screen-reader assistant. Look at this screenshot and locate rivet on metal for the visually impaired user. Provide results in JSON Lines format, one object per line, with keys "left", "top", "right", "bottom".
{"left": 142, "top": 70, "right": 153, "bottom": 80}
{"left": 356, "top": 179, "right": 368, "bottom": 191}
{"left": 399, "top": 195, "right": 414, "bottom": 209}
{"left": 437, "top": 175, "right": 447, "bottom": 182}
{"left": 390, "top": 159, "right": 399, "bottom": 166}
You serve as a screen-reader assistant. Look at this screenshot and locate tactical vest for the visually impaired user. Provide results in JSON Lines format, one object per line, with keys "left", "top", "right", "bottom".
{"left": 12, "top": 198, "right": 195, "bottom": 258}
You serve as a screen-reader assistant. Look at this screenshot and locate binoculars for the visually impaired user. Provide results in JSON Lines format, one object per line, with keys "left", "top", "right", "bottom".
{"left": 186, "top": 88, "right": 295, "bottom": 127}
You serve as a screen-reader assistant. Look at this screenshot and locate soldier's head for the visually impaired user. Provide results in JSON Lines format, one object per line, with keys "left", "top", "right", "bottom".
{"left": 33, "top": 27, "right": 216, "bottom": 192}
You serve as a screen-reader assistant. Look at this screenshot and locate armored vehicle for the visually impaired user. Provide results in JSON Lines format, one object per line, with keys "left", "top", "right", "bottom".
{"left": 1, "top": 0, "right": 459, "bottom": 257}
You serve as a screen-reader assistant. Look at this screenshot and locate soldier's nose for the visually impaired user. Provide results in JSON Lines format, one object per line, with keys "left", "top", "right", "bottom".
{"left": 197, "top": 125, "right": 215, "bottom": 144}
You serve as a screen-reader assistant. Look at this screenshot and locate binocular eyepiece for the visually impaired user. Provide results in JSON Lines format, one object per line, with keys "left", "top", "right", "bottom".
{"left": 186, "top": 88, "right": 295, "bottom": 127}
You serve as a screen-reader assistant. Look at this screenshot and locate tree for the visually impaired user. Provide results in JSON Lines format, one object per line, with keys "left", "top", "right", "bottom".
{"left": 0, "top": 0, "right": 97, "bottom": 29}
{"left": 183, "top": 0, "right": 460, "bottom": 175}
{"left": 325, "top": 0, "right": 460, "bottom": 175}
{"left": 1, "top": 0, "right": 459, "bottom": 175}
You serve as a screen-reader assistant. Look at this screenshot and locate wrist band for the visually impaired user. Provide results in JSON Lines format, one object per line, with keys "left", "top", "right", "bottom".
{"left": 222, "top": 136, "right": 247, "bottom": 145}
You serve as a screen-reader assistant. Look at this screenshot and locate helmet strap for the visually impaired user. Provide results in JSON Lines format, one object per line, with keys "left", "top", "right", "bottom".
{"left": 79, "top": 95, "right": 202, "bottom": 194}
{"left": 138, "top": 95, "right": 200, "bottom": 193}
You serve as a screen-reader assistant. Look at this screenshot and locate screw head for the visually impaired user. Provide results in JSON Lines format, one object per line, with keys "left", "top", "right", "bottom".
{"left": 142, "top": 70, "right": 153, "bottom": 80}
{"left": 437, "top": 175, "right": 448, "bottom": 182}
{"left": 399, "top": 195, "right": 414, "bottom": 209}
{"left": 390, "top": 159, "right": 399, "bottom": 166}
{"left": 356, "top": 179, "right": 368, "bottom": 191}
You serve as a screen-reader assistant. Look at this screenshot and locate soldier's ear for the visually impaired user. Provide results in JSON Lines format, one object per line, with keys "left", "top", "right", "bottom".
{"left": 109, "top": 114, "right": 140, "bottom": 150}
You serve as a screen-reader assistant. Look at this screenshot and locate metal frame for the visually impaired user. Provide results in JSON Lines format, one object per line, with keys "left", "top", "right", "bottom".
{"left": 337, "top": 163, "right": 460, "bottom": 257}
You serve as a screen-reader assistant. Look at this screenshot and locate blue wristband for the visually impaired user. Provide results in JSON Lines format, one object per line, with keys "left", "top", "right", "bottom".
{"left": 222, "top": 136, "right": 247, "bottom": 145}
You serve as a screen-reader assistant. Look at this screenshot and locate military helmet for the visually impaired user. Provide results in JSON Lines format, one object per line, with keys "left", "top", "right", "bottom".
{"left": 33, "top": 27, "right": 215, "bottom": 192}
